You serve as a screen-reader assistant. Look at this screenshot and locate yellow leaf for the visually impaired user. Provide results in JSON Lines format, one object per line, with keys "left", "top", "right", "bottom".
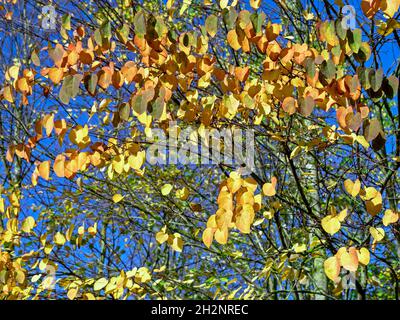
{"left": 53, "top": 155, "right": 65, "bottom": 178}
{"left": 293, "top": 243, "right": 307, "bottom": 253}
{"left": 171, "top": 233, "right": 183, "bottom": 252}
{"left": 112, "top": 155, "right": 125, "bottom": 174}
{"left": 3, "top": 85, "right": 14, "bottom": 103}
{"left": 355, "top": 135, "right": 370, "bottom": 149}
{"left": 202, "top": 227, "right": 214, "bottom": 248}
{"left": 382, "top": 209, "right": 399, "bottom": 226}
{"left": 321, "top": 215, "right": 341, "bottom": 235}
{"left": 7, "top": 65, "right": 20, "bottom": 80}
{"left": 282, "top": 97, "right": 298, "bottom": 115}
{"left": 344, "top": 179, "right": 361, "bottom": 197}
{"left": 357, "top": 248, "right": 370, "bottom": 266}
{"left": 250, "top": 0, "right": 261, "bottom": 9}
{"left": 127, "top": 151, "right": 145, "bottom": 170}
{"left": 361, "top": 187, "right": 382, "bottom": 216}
{"left": 166, "top": 0, "right": 175, "bottom": 9}
{"left": 69, "top": 125, "right": 91, "bottom": 149}
{"left": 54, "top": 232, "right": 66, "bottom": 246}
{"left": 227, "top": 172, "right": 242, "bottom": 193}
{"left": 42, "top": 114, "right": 54, "bottom": 137}
{"left": 365, "top": 194, "right": 382, "bottom": 216}
{"left": 161, "top": 183, "right": 173, "bottom": 196}
{"left": 235, "top": 205, "right": 254, "bottom": 234}
{"left": 156, "top": 230, "right": 169, "bottom": 244}
{"left": 21, "top": 216, "right": 35, "bottom": 233}
{"left": 175, "top": 187, "right": 189, "bottom": 200}
{"left": 340, "top": 247, "right": 359, "bottom": 272}
{"left": 219, "top": 0, "right": 229, "bottom": 9}
{"left": 262, "top": 176, "right": 277, "bottom": 196}
{"left": 227, "top": 29, "right": 241, "bottom": 51}
{"left": 360, "top": 186, "right": 378, "bottom": 200}
{"left": 214, "top": 227, "right": 228, "bottom": 244}
{"left": 67, "top": 287, "right": 78, "bottom": 300}
{"left": 361, "top": 0, "right": 381, "bottom": 19}
{"left": 263, "top": 210, "right": 274, "bottom": 219}
{"left": 38, "top": 161, "right": 51, "bottom": 181}
{"left": 78, "top": 224, "right": 85, "bottom": 236}
{"left": 337, "top": 208, "right": 348, "bottom": 222}
{"left": 380, "top": 0, "right": 400, "bottom": 17}
{"left": 265, "top": 22, "right": 282, "bottom": 41}
{"left": 290, "top": 145, "right": 303, "bottom": 159}
{"left": 66, "top": 224, "right": 74, "bottom": 241}
{"left": 112, "top": 194, "right": 124, "bottom": 203}
{"left": 94, "top": 278, "right": 108, "bottom": 291}
{"left": 303, "top": 11, "right": 315, "bottom": 21}
{"left": 48, "top": 68, "right": 64, "bottom": 85}
{"left": 88, "top": 223, "right": 97, "bottom": 236}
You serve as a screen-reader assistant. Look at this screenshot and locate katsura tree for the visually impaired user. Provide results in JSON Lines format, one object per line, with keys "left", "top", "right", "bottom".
{"left": 0, "top": 0, "right": 399, "bottom": 300}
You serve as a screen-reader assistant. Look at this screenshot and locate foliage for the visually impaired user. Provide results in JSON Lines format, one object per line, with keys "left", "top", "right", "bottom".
{"left": 0, "top": 0, "right": 399, "bottom": 300}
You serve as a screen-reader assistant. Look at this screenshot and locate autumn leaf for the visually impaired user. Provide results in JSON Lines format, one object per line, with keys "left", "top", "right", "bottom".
{"left": 38, "top": 161, "right": 50, "bottom": 181}
{"left": 262, "top": 177, "right": 277, "bottom": 196}
{"left": 324, "top": 256, "right": 340, "bottom": 281}
{"left": 344, "top": 179, "right": 361, "bottom": 197}
{"left": 112, "top": 194, "right": 124, "bottom": 203}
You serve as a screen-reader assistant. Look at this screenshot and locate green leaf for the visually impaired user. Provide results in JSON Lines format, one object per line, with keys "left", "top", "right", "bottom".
{"left": 117, "top": 23, "right": 130, "bottom": 44}
{"left": 205, "top": 14, "right": 218, "bottom": 38}
{"left": 250, "top": 12, "right": 265, "bottom": 34}
{"left": 155, "top": 17, "right": 167, "bottom": 38}
{"left": 59, "top": 74, "right": 83, "bottom": 104}
{"left": 119, "top": 103, "right": 131, "bottom": 121}
{"left": 161, "top": 184, "right": 173, "bottom": 196}
{"left": 357, "top": 67, "right": 372, "bottom": 90}
{"left": 59, "top": 75, "right": 73, "bottom": 104}
{"left": 223, "top": 7, "right": 238, "bottom": 30}
{"left": 94, "top": 29, "right": 103, "bottom": 46}
{"left": 354, "top": 42, "right": 371, "bottom": 62}
{"left": 238, "top": 10, "right": 251, "bottom": 29}
{"left": 364, "top": 118, "right": 382, "bottom": 142}
{"left": 304, "top": 58, "right": 316, "bottom": 78}
{"left": 85, "top": 73, "right": 98, "bottom": 96}
{"left": 382, "top": 75, "right": 399, "bottom": 99}
{"left": 133, "top": 10, "right": 146, "bottom": 37}
{"left": 321, "top": 21, "right": 338, "bottom": 46}
{"left": 100, "top": 21, "right": 111, "bottom": 40}
{"left": 370, "top": 68, "right": 384, "bottom": 92}
{"left": 320, "top": 59, "right": 336, "bottom": 82}
{"left": 62, "top": 14, "right": 71, "bottom": 30}
{"left": 335, "top": 19, "right": 346, "bottom": 41}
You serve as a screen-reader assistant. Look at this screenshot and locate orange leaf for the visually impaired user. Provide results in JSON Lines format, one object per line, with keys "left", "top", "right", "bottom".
{"left": 42, "top": 114, "right": 54, "bottom": 137}
{"left": 234, "top": 66, "right": 250, "bottom": 82}
{"left": 227, "top": 29, "right": 241, "bottom": 51}
{"left": 340, "top": 247, "right": 359, "bottom": 272}
{"left": 54, "top": 155, "right": 66, "bottom": 178}
{"left": 48, "top": 68, "right": 64, "bottom": 85}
